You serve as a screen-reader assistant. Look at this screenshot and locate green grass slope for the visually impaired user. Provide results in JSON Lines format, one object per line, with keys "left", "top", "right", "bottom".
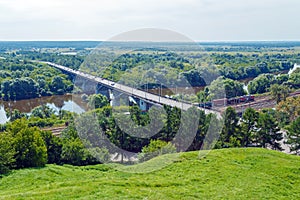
{"left": 0, "top": 148, "right": 299, "bottom": 199}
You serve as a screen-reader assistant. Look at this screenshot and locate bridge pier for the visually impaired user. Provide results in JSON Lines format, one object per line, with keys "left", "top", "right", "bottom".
{"left": 95, "top": 84, "right": 110, "bottom": 99}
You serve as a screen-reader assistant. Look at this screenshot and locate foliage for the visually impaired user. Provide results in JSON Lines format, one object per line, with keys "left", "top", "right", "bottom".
{"left": 248, "top": 74, "right": 275, "bottom": 94}
{"left": 31, "top": 105, "right": 55, "bottom": 119}
{"left": 40, "top": 131, "right": 63, "bottom": 164}
{"left": 0, "top": 132, "right": 16, "bottom": 175}
{"left": 214, "top": 52, "right": 294, "bottom": 80}
{"left": 60, "top": 123, "right": 109, "bottom": 166}
{"left": 138, "top": 140, "right": 176, "bottom": 162}
{"left": 277, "top": 96, "right": 300, "bottom": 122}
{"left": 7, "top": 119, "right": 47, "bottom": 168}
{"left": 61, "top": 137, "right": 89, "bottom": 166}
{"left": 0, "top": 59, "right": 73, "bottom": 100}
{"left": 248, "top": 73, "right": 292, "bottom": 95}
{"left": 240, "top": 108, "right": 259, "bottom": 147}
{"left": 257, "top": 111, "right": 282, "bottom": 150}
{"left": 269, "top": 84, "right": 290, "bottom": 103}
{"left": 286, "top": 117, "right": 300, "bottom": 155}
{"left": 9, "top": 109, "right": 27, "bottom": 122}
{"left": 87, "top": 94, "right": 109, "bottom": 109}
{"left": 216, "top": 107, "right": 241, "bottom": 148}
{"left": 288, "top": 69, "right": 300, "bottom": 88}
{"left": 207, "top": 77, "right": 245, "bottom": 99}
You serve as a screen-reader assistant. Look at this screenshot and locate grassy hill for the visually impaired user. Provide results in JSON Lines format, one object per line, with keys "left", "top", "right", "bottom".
{"left": 0, "top": 148, "right": 299, "bottom": 199}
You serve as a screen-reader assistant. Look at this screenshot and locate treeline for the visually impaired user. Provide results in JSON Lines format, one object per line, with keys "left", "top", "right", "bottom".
{"left": 78, "top": 50, "right": 299, "bottom": 86}
{"left": 213, "top": 53, "right": 296, "bottom": 80}
{"left": 0, "top": 41, "right": 99, "bottom": 52}
{"left": 248, "top": 68, "right": 300, "bottom": 95}
{"left": 0, "top": 59, "right": 73, "bottom": 100}
{"left": 3, "top": 48, "right": 298, "bottom": 100}
{"left": 19, "top": 51, "right": 84, "bottom": 70}
{"left": 2, "top": 50, "right": 84, "bottom": 70}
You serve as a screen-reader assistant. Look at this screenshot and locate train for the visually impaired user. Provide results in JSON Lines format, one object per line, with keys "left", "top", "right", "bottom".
{"left": 197, "top": 95, "right": 255, "bottom": 109}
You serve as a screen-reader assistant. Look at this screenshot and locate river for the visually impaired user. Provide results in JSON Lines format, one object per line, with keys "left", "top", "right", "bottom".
{"left": 0, "top": 94, "right": 87, "bottom": 124}
{"left": 288, "top": 63, "right": 300, "bottom": 75}
{"left": 241, "top": 63, "right": 299, "bottom": 95}
{"left": 1, "top": 64, "right": 299, "bottom": 124}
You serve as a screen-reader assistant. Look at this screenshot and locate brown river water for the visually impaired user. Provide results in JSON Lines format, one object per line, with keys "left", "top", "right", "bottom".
{"left": 0, "top": 94, "right": 87, "bottom": 124}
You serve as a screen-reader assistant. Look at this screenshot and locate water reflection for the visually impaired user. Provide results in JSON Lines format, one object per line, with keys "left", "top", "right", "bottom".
{"left": 0, "top": 94, "right": 87, "bottom": 124}
{"left": 0, "top": 106, "right": 9, "bottom": 124}
{"left": 288, "top": 64, "right": 300, "bottom": 76}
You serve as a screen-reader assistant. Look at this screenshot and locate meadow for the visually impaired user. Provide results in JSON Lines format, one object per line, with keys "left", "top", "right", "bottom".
{"left": 0, "top": 148, "right": 299, "bottom": 199}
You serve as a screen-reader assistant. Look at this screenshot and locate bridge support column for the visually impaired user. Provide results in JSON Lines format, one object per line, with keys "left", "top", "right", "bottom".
{"left": 95, "top": 84, "right": 110, "bottom": 99}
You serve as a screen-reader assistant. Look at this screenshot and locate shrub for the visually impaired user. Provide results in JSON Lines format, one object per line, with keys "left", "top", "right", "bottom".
{"left": 138, "top": 140, "right": 176, "bottom": 162}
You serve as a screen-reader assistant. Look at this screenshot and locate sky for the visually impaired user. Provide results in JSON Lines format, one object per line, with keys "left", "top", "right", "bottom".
{"left": 0, "top": 0, "right": 299, "bottom": 41}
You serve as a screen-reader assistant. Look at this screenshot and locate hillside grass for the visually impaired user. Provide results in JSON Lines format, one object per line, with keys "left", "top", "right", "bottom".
{"left": 0, "top": 148, "right": 299, "bottom": 199}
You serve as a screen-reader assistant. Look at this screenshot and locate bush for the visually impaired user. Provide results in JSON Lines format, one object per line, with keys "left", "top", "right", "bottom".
{"left": 40, "top": 131, "right": 63, "bottom": 164}
{"left": 61, "top": 138, "right": 87, "bottom": 166}
{"left": 8, "top": 119, "right": 48, "bottom": 168}
{"left": 138, "top": 140, "right": 176, "bottom": 162}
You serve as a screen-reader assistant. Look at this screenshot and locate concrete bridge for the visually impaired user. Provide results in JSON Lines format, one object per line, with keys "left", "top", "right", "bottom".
{"left": 43, "top": 61, "right": 221, "bottom": 117}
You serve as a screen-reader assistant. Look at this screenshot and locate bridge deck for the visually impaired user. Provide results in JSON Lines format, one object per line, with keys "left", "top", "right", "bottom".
{"left": 44, "top": 61, "right": 220, "bottom": 116}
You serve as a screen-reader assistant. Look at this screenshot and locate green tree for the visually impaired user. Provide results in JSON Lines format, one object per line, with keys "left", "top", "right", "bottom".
{"left": 88, "top": 94, "right": 109, "bottom": 109}
{"left": 188, "top": 109, "right": 207, "bottom": 151}
{"left": 217, "top": 107, "right": 240, "bottom": 148}
{"left": 31, "top": 105, "right": 55, "bottom": 119}
{"left": 8, "top": 119, "right": 47, "bottom": 168}
{"left": 60, "top": 122, "right": 104, "bottom": 165}
{"left": 10, "top": 78, "right": 39, "bottom": 100}
{"left": 248, "top": 74, "right": 275, "bottom": 94}
{"left": 257, "top": 112, "right": 282, "bottom": 150}
{"left": 286, "top": 117, "right": 300, "bottom": 155}
{"left": 50, "top": 76, "right": 66, "bottom": 94}
{"left": 40, "top": 130, "right": 63, "bottom": 164}
{"left": 1, "top": 80, "right": 11, "bottom": 100}
{"left": 277, "top": 96, "right": 300, "bottom": 122}
{"left": 61, "top": 137, "right": 87, "bottom": 166}
{"left": 241, "top": 108, "right": 259, "bottom": 147}
{"left": 270, "top": 84, "right": 290, "bottom": 103}
{"left": 288, "top": 70, "right": 300, "bottom": 88}
{"left": 0, "top": 132, "right": 16, "bottom": 174}
{"left": 208, "top": 77, "right": 245, "bottom": 99}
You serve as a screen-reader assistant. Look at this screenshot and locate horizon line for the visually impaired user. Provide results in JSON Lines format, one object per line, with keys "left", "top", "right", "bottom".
{"left": 1, "top": 40, "right": 300, "bottom": 43}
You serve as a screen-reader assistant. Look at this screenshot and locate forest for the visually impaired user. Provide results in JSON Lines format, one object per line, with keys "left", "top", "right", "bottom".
{"left": 0, "top": 58, "right": 73, "bottom": 100}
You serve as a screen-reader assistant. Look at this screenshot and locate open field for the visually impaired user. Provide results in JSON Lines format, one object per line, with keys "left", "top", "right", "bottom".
{"left": 0, "top": 148, "right": 299, "bottom": 199}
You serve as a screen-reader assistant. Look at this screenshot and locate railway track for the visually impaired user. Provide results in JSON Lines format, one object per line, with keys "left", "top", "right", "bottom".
{"left": 217, "top": 89, "right": 300, "bottom": 113}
